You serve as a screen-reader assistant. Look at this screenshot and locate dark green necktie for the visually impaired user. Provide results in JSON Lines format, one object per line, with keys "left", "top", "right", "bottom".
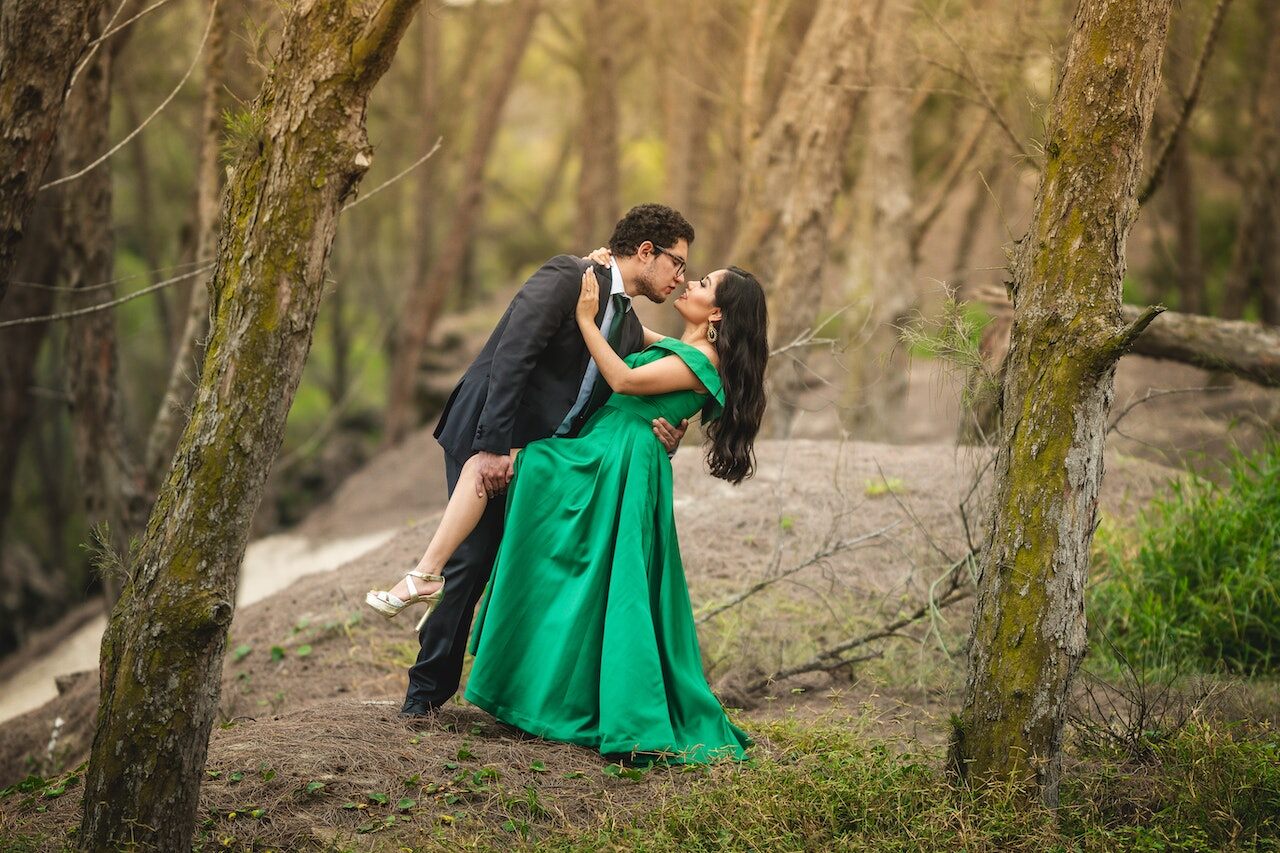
{"left": 603, "top": 292, "right": 627, "bottom": 349}
{"left": 586, "top": 293, "right": 629, "bottom": 411}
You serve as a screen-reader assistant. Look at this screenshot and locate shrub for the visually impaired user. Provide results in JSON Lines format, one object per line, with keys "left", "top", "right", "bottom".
{"left": 1090, "top": 443, "right": 1280, "bottom": 675}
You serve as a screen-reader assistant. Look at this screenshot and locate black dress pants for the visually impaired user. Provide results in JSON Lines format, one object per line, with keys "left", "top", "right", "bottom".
{"left": 402, "top": 451, "right": 506, "bottom": 710}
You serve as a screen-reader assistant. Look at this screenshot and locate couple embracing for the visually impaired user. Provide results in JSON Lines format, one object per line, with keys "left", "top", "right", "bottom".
{"left": 365, "top": 204, "right": 768, "bottom": 763}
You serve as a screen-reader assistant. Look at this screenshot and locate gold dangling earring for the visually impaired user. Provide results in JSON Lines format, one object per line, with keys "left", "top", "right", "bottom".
{"left": 707, "top": 322, "right": 718, "bottom": 343}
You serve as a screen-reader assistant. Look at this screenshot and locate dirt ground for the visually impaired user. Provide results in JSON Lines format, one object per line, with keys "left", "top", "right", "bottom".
{"left": 2, "top": 344, "right": 1277, "bottom": 848}
{"left": 0, "top": 429, "right": 1182, "bottom": 787}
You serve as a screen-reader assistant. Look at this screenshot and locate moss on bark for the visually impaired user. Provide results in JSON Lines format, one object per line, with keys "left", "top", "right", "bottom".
{"left": 950, "top": 0, "right": 1175, "bottom": 806}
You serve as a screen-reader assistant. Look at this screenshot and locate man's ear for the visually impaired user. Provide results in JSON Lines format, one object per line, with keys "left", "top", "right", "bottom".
{"left": 636, "top": 240, "right": 655, "bottom": 262}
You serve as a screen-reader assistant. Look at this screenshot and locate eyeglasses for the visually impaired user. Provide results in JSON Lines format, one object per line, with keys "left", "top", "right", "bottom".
{"left": 653, "top": 245, "right": 687, "bottom": 278}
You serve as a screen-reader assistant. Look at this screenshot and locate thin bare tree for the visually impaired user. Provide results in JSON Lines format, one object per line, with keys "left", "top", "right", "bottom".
{"left": 144, "top": 0, "right": 230, "bottom": 487}
{"left": 573, "top": 0, "right": 621, "bottom": 248}
{"left": 61, "top": 3, "right": 147, "bottom": 609}
{"left": 847, "top": 0, "right": 918, "bottom": 438}
{"left": 732, "top": 0, "right": 879, "bottom": 433}
{"left": 383, "top": 0, "right": 542, "bottom": 446}
{"left": 1220, "top": 0, "right": 1280, "bottom": 323}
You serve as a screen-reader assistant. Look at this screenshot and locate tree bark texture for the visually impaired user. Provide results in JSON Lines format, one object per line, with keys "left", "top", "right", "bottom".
{"left": 122, "top": 90, "right": 178, "bottom": 353}
{"left": 61, "top": 5, "right": 147, "bottom": 609}
{"left": 1163, "top": 15, "right": 1207, "bottom": 314}
{"left": 950, "top": 0, "right": 1174, "bottom": 805}
{"left": 1220, "top": 1, "right": 1280, "bottom": 323}
{"left": 0, "top": 0, "right": 107, "bottom": 306}
{"left": 405, "top": 6, "right": 441, "bottom": 317}
{"left": 731, "top": 0, "right": 876, "bottom": 433}
{"left": 0, "top": 201, "right": 58, "bottom": 556}
{"left": 78, "top": 0, "right": 423, "bottom": 848}
{"left": 383, "top": 0, "right": 541, "bottom": 446}
{"left": 847, "top": 0, "right": 916, "bottom": 439}
{"left": 1168, "top": 135, "right": 1205, "bottom": 313}
{"left": 573, "top": 0, "right": 620, "bottom": 249}
{"left": 0, "top": 210, "right": 60, "bottom": 656}
{"left": 144, "top": 0, "right": 230, "bottom": 489}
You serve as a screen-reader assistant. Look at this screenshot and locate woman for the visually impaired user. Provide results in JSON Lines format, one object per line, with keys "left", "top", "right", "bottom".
{"left": 367, "top": 258, "right": 768, "bottom": 762}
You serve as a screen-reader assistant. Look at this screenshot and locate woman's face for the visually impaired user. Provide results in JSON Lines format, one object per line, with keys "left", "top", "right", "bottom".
{"left": 675, "top": 269, "right": 724, "bottom": 325}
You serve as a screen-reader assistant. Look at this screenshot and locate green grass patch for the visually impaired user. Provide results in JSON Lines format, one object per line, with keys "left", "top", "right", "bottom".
{"left": 4, "top": 716, "right": 1277, "bottom": 851}
{"left": 1090, "top": 443, "right": 1280, "bottom": 675}
{"left": 549, "top": 716, "right": 1280, "bottom": 852}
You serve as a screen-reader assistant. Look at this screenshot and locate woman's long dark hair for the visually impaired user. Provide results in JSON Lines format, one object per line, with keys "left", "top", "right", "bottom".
{"left": 705, "top": 267, "right": 768, "bottom": 484}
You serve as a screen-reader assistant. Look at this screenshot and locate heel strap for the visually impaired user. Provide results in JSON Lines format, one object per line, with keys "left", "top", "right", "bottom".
{"left": 407, "top": 571, "right": 445, "bottom": 584}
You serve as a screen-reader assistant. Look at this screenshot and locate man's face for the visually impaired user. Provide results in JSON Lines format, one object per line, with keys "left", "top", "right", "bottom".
{"left": 633, "top": 238, "right": 689, "bottom": 304}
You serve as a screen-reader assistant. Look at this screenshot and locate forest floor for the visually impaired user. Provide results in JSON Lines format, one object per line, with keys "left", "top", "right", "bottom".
{"left": 2, "top": 350, "right": 1278, "bottom": 850}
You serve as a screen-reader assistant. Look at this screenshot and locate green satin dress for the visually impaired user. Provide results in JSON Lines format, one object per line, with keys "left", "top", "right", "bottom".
{"left": 464, "top": 338, "right": 751, "bottom": 763}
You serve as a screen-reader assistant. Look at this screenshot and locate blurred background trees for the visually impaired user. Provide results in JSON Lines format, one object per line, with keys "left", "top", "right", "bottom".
{"left": 2, "top": 0, "right": 1278, "bottom": 656}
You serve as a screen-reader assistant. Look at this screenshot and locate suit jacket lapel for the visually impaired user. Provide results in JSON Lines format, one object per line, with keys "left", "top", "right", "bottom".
{"left": 592, "top": 265, "right": 611, "bottom": 326}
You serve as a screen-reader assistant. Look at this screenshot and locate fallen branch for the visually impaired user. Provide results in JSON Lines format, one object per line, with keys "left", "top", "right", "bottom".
{"left": 1123, "top": 304, "right": 1280, "bottom": 388}
{"left": 974, "top": 284, "right": 1280, "bottom": 390}
{"left": 695, "top": 522, "right": 900, "bottom": 626}
{"left": 748, "top": 550, "right": 976, "bottom": 693}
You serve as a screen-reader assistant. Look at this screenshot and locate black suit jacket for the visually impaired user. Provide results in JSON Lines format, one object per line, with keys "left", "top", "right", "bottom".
{"left": 434, "top": 254, "right": 644, "bottom": 460}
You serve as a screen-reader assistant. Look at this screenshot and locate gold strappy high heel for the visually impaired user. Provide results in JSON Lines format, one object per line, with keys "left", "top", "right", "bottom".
{"left": 366, "top": 570, "right": 446, "bottom": 631}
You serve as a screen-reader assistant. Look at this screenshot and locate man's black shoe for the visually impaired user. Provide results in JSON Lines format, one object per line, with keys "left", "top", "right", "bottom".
{"left": 399, "top": 701, "right": 435, "bottom": 718}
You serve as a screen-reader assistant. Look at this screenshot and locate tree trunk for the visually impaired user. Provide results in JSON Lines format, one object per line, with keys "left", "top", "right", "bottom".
{"left": 61, "top": 4, "right": 147, "bottom": 610}
{"left": 32, "top": 372, "right": 73, "bottom": 576}
{"left": 405, "top": 5, "right": 441, "bottom": 321}
{"left": 847, "top": 0, "right": 916, "bottom": 439}
{"left": 1220, "top": 1, "right": 1280, "bottom": 323}
{"left": 78, "top": 1, "right": 423, "bottom": 848}
{"left": 0, "top": 201, "right": 59, "bottom": 554}
{"left": 383, "top": 0, "right": 541, "bottom": 446}
{"left": 143, "top": 0, "right": 229, "bottom": 488}
{"left": 1162, "top": 12, "right": 1207, "bottom": 314}
{"left": 0, "top": 0, "right": 107, "bottom": 306}
{"left": 950, "top": 0, "right": 1174, "bottom": 806}
{"left": 328, "top": 274, "right": 350, "bottom": 406}
{"left": 1168, "top": 135, "right": 1205, "bottom": 313}
{"left": 573, "top": 0, "right": 620, "bottom": 249}
{"left": 121, "top": 88, "right": 177, "bottom": 356}
{"left": 654, "top": 0, "right": 712, "bottom": 335}
{"left": 732, "top": 0, "right": 877, "bottom": 434}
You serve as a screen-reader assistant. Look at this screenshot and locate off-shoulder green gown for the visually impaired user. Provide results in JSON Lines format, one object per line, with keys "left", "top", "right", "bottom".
{"left": 464, "top": 338, "right": 750, "bottom": 763}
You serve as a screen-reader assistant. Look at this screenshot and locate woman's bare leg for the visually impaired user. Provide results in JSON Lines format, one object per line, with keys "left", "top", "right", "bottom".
{"left": 385, "top": 452, "right": 510, "bottom": 599}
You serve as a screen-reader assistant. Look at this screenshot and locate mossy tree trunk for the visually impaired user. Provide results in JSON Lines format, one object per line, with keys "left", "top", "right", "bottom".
{"left": 78, "top": 0, "right": 424, "bottom": 848}
{"left": 949, "top": 0, "right": 1174, "bottom": 806}
{"left": 0, "top": 0, "right": 107, "bottom": 306}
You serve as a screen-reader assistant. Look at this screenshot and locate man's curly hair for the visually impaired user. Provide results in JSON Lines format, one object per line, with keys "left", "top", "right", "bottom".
{"left": 607, "top": 204, "right": 695, "bottom": 257}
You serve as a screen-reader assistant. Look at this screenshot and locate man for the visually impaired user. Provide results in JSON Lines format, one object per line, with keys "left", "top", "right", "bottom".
{"left": 401, "top": 203, "right": 695, "bottom": 716}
